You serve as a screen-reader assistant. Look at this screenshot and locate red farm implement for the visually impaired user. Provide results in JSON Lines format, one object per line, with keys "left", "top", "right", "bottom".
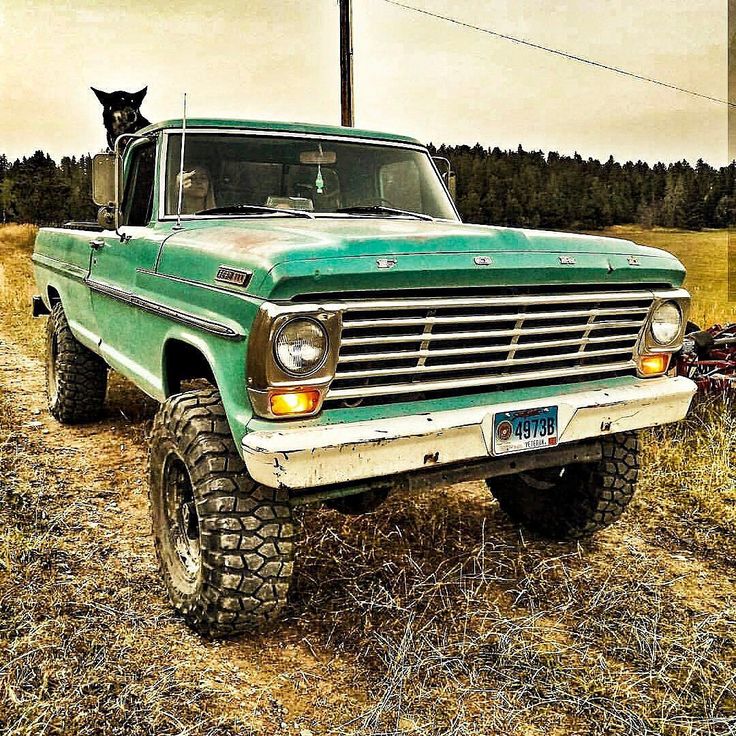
{"left": 677, "top": 323, "right": 736, "bottom": 395}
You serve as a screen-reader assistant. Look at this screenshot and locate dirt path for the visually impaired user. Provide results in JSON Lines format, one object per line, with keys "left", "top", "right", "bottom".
{"left": 0, "top": 332, "right": 368, "bottom": 735}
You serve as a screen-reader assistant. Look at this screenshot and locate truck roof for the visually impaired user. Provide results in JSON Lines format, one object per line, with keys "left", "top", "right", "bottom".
{"left": 138, "top": 118, "right": 424, "bottom": 146}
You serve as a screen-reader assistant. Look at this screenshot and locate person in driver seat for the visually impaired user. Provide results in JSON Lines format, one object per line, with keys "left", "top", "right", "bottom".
{"left": 175, "top": 164, "right": 216, "bottom": 214}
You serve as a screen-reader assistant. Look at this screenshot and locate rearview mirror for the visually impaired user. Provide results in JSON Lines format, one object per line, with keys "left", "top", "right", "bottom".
{"left": 92, "top": 153, "right": 116, "bottom": 206}
{"left": 300, "top": 149, "right": 337, "bottom": 165}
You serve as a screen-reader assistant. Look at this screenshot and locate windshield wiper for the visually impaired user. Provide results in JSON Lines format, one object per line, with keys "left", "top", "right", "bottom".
{"left": 195, "top": 204, "right": 313, "bottom": 218}
{"left": 336, "top": 205, "right": 434, "bottom": 221}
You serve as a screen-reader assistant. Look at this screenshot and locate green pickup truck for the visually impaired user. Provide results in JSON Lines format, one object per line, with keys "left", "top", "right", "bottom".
{"left": 32, "top": 118, "right": 695, "bottom": 636}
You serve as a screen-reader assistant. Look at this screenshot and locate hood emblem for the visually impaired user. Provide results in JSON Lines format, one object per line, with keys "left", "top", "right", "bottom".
{"left": 474, "top": 256, "right": 492, "bottom": 266}
{"left": 627, "top": 256, "right": 641, "bottom": 266}
{"left": 215, "top": 265, "right": 252, "bottom": 287}
{"left": 376, "top": 258, "right": 397, "bottom": 269}
{"left": 559, "top": 255, "right": 576, "bottom": 265}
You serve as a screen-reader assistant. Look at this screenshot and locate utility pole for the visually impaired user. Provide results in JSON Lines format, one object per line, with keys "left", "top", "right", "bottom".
{"left": 339, "top": 0, "right": 354, "bottom": 127}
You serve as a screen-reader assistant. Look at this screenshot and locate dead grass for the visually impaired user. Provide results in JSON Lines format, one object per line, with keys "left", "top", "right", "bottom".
{"left": 0, "top": 223, "right": 735, "bottom": 735}
{"left": 597, "top": 226, "right": 734, "bottom": 327}
{"left": 0, "top": 224, "right": 44, "bottom": 360}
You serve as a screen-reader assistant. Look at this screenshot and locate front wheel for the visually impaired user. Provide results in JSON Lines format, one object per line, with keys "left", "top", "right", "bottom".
{"left": 487, "top": 432, "right": 640, "bottom": 540}
{"left": 149, "top": 388, "right": 296, "bottom": 637}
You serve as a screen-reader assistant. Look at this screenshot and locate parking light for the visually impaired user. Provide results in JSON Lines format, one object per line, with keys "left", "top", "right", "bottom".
{"left": 638, "top": 353, "right": 670, "bottom": 376}
{"left": 270, "top": 390, "right": 321, "bottom": 416}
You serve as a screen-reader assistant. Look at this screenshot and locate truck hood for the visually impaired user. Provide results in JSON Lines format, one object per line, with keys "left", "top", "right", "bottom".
{"left": 156, "top": 218, "right": 686, "bottom": 300}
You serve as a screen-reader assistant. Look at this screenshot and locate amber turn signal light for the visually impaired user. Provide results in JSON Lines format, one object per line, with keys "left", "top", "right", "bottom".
{"left": 638, "top": 353, "right": 670, "bottom": 376}
{"left": 270, "top": 390, "right": 321, "bottom": 416}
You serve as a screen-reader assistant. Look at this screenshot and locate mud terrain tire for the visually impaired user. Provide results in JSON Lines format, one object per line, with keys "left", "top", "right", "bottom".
{"left": 149, "top": 388, "right": 295, "bottom": 637}
{"left": 487, "top": 432, "right": 640, "bottom": 540}
{"left": 46, "top": 303, "right": 107, "bottom": 423}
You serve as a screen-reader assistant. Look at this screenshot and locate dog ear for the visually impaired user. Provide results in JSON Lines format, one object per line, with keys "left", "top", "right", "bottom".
{"left": 132, "top": 87, "right": 148, "bottom": 106}
{"left": 91, "top": 87, "right": 110, "bottom": 105}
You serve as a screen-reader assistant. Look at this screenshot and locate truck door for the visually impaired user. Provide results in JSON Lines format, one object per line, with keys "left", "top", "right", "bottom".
{"left": 88, "top": 138, "right": 161, "bottom": 383}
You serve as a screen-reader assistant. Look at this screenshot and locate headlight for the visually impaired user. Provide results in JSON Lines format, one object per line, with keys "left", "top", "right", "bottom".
{"left": 650, "top": 301, "right": 682, "bottom": 345}
{"left": 274, "top": 317, "right": 328, "bottom": 375}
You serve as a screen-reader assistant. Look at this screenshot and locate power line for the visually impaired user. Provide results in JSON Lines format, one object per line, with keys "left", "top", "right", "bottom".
{"left": 382, "top": 0, "right": 734, "bottom": 108}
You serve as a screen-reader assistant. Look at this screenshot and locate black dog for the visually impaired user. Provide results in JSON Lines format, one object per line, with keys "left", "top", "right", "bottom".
{"left": 91, "top": 86, "right": 150, "bottom": 150}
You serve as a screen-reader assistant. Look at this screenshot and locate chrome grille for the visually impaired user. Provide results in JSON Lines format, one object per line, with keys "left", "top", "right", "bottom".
{"left": 326, "top": 290, "right": 653, "bottom": 403}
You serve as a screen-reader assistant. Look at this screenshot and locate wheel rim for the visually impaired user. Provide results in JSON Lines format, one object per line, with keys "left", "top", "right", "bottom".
{"left": 162, "top": 453, "right": 201, "bottom": 582}
{"left": 47, "top": 330, "right": 59, "bottom": 405}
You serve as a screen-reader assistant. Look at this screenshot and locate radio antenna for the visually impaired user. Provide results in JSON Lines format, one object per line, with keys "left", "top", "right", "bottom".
{"left": 174, "top": 92, "right": 188, "bottom": 229}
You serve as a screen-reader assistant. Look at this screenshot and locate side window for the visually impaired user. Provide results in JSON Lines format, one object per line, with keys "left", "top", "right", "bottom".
{"left": 122, "top": 143, "right": 155, "bottom": 226}
{"left": 379, "top": 160, "right": 422, "bottom": 212}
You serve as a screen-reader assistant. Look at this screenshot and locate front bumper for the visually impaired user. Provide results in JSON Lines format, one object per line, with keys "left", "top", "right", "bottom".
{"left": 241, "top": 376, "right": 696, "bottom": 490}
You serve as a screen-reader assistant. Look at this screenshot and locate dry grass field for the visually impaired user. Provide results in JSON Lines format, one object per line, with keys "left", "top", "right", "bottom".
{"left": 0, "top": 223, "right": 734, "bottom": 736}
{"left": 598, "top": 226, "right": 734, "bottom": 327}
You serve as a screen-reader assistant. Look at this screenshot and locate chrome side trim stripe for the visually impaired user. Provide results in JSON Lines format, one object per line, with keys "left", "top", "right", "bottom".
{"left": 85, "top": 277, "right": 244, "bottom": 340}
{"left": 135, "top": 268, "right": 264, "bottom": 304}
{"left": 32, "top": 253, "right": 88, "bottom": 281}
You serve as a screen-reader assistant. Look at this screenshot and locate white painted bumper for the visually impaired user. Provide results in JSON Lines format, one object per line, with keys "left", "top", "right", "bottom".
{"left": 241, "top": 377, "right": 696, "bottom": 489}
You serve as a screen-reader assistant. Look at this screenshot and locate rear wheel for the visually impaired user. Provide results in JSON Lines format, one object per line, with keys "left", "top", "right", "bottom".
{"left": 46, "top": 303, "right": 107, "bottom": 423}
{"left": 149, "top": 388, "right": 296, "bottom": 637}
{"left": 487, "top": 432, "right": 640, "bottom": 540}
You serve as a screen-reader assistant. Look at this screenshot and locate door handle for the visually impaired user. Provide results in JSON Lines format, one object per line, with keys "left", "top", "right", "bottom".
{"left": 89, "top": 238, "right": 105, "bottom": 250}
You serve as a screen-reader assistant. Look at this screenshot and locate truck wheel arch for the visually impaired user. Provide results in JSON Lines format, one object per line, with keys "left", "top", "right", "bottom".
{"left": 162, "top": 337, "right": 217, "bottom": 396}
{"left": 47, "top": 285, "right": 61, "bottom": 308}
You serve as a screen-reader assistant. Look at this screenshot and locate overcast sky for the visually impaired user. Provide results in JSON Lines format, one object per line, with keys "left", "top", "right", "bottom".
{"left": 0, "top": 0, "right": 730, "bottom": 165}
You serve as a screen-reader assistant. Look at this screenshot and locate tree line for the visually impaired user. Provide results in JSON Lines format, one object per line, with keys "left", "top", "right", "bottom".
{"left": 1, "top": 146, "right": 734, "bottom": 229}
{"left": 431, "top": 144, "right": 735, "bottom": 230}
{"left": 0, "top": 152, "right": 96, "bottom": 227}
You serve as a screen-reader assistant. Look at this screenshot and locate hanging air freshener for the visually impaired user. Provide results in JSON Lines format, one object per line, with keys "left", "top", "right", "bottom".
{"left": 315, "top": 143, "right": 325, "bottom": 194}
{"left": 315, "top": 164, "right": 324, "bottom": 194}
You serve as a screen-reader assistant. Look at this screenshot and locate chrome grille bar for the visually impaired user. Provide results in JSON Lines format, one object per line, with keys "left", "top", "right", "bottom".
{"left": 339, "top": 334, "right": 637, "bottom": 363}
{"left": 341, "top": 320, "right": 645, "bottom": 347}
{"left": 328, "top": 362, "right": 637, "bottom": 400}
{"left": 323, "top": 287, "right": 656, "bottom": 404}
{"left": 342, "top": 306, "right": 650, "bottom": 330}
{"left": 332, "top": 290, "right": 655, "bottom": 312}
{"left": 335, "top": 346, "right": 635, "bottom": 380}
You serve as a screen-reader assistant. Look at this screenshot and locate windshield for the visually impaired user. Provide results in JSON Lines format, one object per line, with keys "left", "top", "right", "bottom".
{"left": 163, "top": 132, "right": 458, "bottom": 220}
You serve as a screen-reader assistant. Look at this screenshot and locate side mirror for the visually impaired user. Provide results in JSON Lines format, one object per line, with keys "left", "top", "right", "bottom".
{"left": 92, "top": 153, "right": 116, "bottom": 206}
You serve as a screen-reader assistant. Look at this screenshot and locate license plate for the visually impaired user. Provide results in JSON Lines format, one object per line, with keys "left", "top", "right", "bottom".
{"left": 492, "top": 406, "right": 558, "bottom": 455}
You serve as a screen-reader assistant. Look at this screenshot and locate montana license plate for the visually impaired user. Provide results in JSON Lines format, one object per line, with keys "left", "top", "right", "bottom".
{"left": 492, "top": 406, "right": 559, "bottom": 455}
